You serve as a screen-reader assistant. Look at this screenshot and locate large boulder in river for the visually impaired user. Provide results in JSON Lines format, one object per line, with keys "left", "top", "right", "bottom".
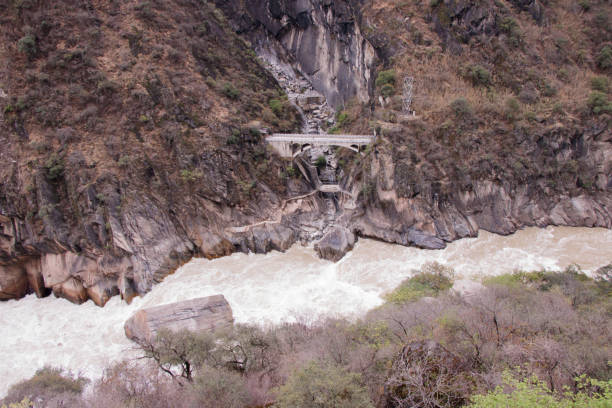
{"left": 315, "top": 227, "right": 356, "bottom": 262}
{"left": 124, "top": 295, "right": 234, "bottom": 343}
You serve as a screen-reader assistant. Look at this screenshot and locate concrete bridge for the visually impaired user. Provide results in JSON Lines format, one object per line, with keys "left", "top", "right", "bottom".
{"left": 266, "top": 133, "right": 375, "bottom": 158}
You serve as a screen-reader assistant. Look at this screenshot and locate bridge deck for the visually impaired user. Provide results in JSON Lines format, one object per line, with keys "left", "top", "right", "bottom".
{"left": 267, "top": 133, "right": 374, "bottom": 144}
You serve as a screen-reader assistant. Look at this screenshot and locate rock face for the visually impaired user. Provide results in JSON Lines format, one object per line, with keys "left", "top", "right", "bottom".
{"left": 124, "top": 295, "right": 234, "bottom": 343}
{"left": 213, "top": 0, "right": 376, "bottom": 108}
{"left": 0, "top": 0, "right": 610, "bottom": 309}
{"left": 315, "top": 226, "right": 355, "bottom": 262}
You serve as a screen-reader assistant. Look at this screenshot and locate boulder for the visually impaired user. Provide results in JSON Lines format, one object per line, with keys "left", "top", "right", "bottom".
{"left": 315, "top": 227, "right": 355, "bottom": 262}
{"left": 86, "top": 278, "right": 120, "bottom": 307}
{"left": 124, "top": 294, "right": 234, "bottom": 343}
{"left": 0, "top": 264, "right": 28, "bottom": 300}
{"left": 197, "top": 231, "right": 234, "bottom": 259}
{"left": 24, "top": 258, "right": 49, "bottom": 298}
{"left": 52, "top": 277, "right": 88, "bottom": 304}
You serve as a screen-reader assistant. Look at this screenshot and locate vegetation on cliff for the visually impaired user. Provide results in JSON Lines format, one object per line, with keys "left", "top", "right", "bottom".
{"left": 340, "top": 0, "right": 611, "bottom": 205}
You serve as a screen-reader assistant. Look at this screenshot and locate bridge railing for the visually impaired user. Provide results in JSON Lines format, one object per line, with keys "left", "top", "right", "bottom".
{"left": 267, "top": 133, "right": 374, "bottom": 142}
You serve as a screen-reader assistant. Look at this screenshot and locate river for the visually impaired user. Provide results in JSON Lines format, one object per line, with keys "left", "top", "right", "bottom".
{"left": 0, "top": 226, "right": 611, "bottom": 395}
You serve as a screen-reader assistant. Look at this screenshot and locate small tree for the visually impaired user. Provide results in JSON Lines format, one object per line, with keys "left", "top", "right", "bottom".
{"left": 188, "top": 366, "right": 251, "bottom": 408}
{"left": 315, "top": 155, "right": 327, "bottom": 168}
{"left": 2, "top": 367, "right": 87, "bottom": 407}
{"left": 138, "top": 329, "right": 216, "bottom": 383}
{"left": 17, "top": 35, "right": 37, "bottom": 59}
{"left": 467, "top": 372, "right": 612, "bottom": 408}
{"left": 274, "top": 361, "right": 374, "bottom": 408}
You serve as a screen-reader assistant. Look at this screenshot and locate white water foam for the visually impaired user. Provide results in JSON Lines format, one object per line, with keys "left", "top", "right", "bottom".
{"left": 0, "top": 226, "right": 611, "bottom": 395}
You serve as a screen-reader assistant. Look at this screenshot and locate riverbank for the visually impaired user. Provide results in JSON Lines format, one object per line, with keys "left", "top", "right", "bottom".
{"left": 1, "top": 226, "right": 611, "bottom": 396}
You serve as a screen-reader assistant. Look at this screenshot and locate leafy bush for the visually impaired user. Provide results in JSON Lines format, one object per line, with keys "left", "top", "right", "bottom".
{"left": 179, "top": 168, "right": 203, "bottom": 183}
{"left": 450, "top": 97, "right": 473, "bottom": 118}
{"left": 274, "top": 361, "right": 374, "bottom": 408}
{"left": 590, "top": 76, "right": 609, "bottom": 92}
{"left": 384, "top": 262, "right": 454, "bottom": 304}
{"left": 3, "top": 367, "right": 86, "bottom": 406}
{"left": 189, "top": 367, "right": 250, "bottom": 408}
{"left": 17, "top": 35, "right": 37, "bottom": 59}
{"left": 222, "top": 82, "right": 240, "bottom": 100}
{"left": 284, "top": 165, "right": 296, "bottom": 178}
{"left": 467, "top": 372, "right": 612, "bottom": 408}
{"left": 587, "top": 91, "right": 612, "bottom": 114}
{"left": 465, "top": 65, "right": 491, "bottom": 87}
{"left": 315, "top": 155, "right": 327, "bottom": 168}
{"left": 44, "top": 153, "right": 64, "bottom": 181}
{"left": 139, "top": 328, "right": 216, "bottom": 382}
{"left": 504, "top": 97, "right": 521, "bottom": 121}
{"left": 578, "top": 0, "right": 590, "bottom": 11}
{"left": 0, "top": 398, "right": 32, "bottom": 408}
{"left": 375, "top": 70, "right": 396, "bottom": 88}
{"left": 269, "top": 98, "right": 283, "bottom": 115}
{"left": 376, "top": 70, "right": 397, "bottom": 98}
{"left": 380, "top": 83, "right": 395, "bottom": 97}
{"left": 330, "top": 110, "right": 351, "bottom": 133}
{"left": 541, "top": 81, "right": 558, "bottom": 97}
{"left": 596, "top": 45, "right": 612, "bottom": 70}
{"left": 499, "top": 17, "right": 522, "bottom": 47}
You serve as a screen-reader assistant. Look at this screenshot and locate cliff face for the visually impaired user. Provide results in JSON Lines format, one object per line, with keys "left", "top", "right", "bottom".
{"left": 1, "top": 0, "right": 611, "bottom": 306}
{"left": 213, "top": 0, "right": 376, "bottom": 108}
{"left": 0, "top": 0, "right": 306, "bottom": 304}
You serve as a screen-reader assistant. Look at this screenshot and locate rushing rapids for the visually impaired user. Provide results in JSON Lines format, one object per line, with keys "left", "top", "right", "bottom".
{"left": 1, "top": 226, "right": 611, "bottom": 396}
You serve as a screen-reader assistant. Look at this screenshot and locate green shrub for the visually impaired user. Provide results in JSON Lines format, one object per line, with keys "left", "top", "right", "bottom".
{"left": 269, "top": 98, "right": 283, "bottom": 115}
{"left": 504, "top": 97, "right": 521, "bottom": 121}
{"left": 552, "top": 102, "right": 564, "bottom": 114}
{"left": 591, "top": 76, "right": 609, "bottom": 92}
{"left": 450, "top": 97, "right": 473, "bottom": 118}
{"left": 221, "top": 82, "right": 240, "bottom": 100}
{"left": 44, "top": 153, "right": 64, "bottom": 181}
{"left": 330, "top": 110, "right": 351, "bottom": 133}
{"left": 375, "top": 70, "right": 396, "bottom": 88}
{"left": 336, "top": 111, "right": 350, "bottom": 127}
{"left": 467, "top": 372, "right": 612, "bottom": 408}
{"left": 1, "top": 398, "right": 32, "bottom": 408}
{"left": 3, "top": 367, "right": 86, "bottom": 405}
{"left": 384, "top": 262, "right": 454, "bottom": 304}
{"left": 592, "top": 12, "right": 609, "bottom": 31}
{"left": 285, "top": 165, "right": 296, "bottom": 178}
{"left": 117, "top": 155, "right": 131, "bottom": 168}
{"left": 274, "top": 361, "right": 374, "bottom": 408}
{"left": 17, "top": 35, "right": 37, "bottom": 59}
{"left": 380, "top": 83, "right": 395, "bottom": 97}
{"left": 180, "top": 168, "right": 203, "bottom": 183}
{"left": 499, "top": 17, "right": 522, "bottom": 48}
{"left": 596, "top": 45, "right": 612, "bottom": 70}
{"left": 465, "top": 65, "right": 491, "bottom": 87}
{"left": 541, "top": 81, "right": 558, "bottom": 97}
{"left": 189, "top": 367, "right": 250, "bottom": 408}
{"left": 578, "top": 0, "right": 590, "bottom": 11}
{"left": 587, "top": 91, "right": 612, "bottom": 114}
{"left": 315, "top": 155, "right": 327, "bottom": 168}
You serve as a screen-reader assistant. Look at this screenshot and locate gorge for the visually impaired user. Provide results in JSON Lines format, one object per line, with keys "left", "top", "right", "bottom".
{"left": 0, "top": 0, "right": 611, "bottom": 404}
{"left": 1, "top": 0, "right": 610, "bottom": 308}
{"left": 1, "top": 226, "right": 611, "bottom": 396}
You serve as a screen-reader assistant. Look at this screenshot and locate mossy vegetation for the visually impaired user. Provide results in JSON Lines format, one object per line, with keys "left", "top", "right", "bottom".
{"left": 384, "top": 262, "right": 454, "bottom": 303}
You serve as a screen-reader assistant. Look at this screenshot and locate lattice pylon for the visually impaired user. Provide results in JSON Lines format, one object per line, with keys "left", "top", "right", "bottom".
{"left": 403, "top": 76, "right": 414, "bottom": 114}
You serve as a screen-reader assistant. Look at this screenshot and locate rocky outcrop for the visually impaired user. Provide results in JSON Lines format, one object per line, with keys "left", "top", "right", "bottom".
{"left": 214, "top": 0, "right": 376, "bottom": 108}
{"left": 0, "top": 0, "right": 610, "bottom": 310}
{"left": 315, "top": 226, "right": 355, "bottom": 261}
{"left": 124, "top": 295, "right": 234, "bottom": 343}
